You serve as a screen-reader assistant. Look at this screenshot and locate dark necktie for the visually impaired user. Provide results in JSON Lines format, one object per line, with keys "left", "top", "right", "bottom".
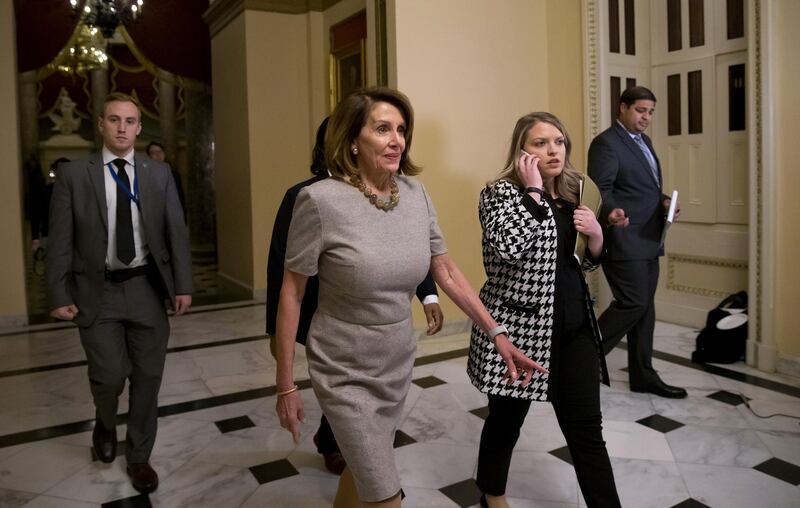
{"left": 113, "top": 158, "right": 135, "bottom": 265}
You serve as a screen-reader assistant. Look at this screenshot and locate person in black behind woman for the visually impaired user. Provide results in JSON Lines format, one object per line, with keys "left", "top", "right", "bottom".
{"left": 31, "top": 157, "right": 70, "bottom": 274}
{"left": 25, "top": 153, "right": 46, "bottom": 252}
{"left": 265, "top": 116, "right": 444, "bottom": 475}
{"left": 146, "top": 141, "right": 187, "bottom": 218}
{"left": 468, "top": 112, "right": 620, "bottom": 508}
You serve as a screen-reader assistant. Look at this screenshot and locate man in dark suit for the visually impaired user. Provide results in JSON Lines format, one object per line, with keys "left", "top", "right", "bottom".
{"left": 46, "top": 92, "right": 193, "bottom": 492}
{"left": 588, "top": 86, "right": 686, "bottom": 399}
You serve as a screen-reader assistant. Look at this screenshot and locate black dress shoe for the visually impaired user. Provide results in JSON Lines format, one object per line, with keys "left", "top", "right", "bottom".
{"left": 92, "top": 422, "right": 116, "bottom": 463}
{"left": 127, "top": 463, "right": 159, "bottom": 493}
{"left": 631, "top": 379, "right": 688, "bottom": 399}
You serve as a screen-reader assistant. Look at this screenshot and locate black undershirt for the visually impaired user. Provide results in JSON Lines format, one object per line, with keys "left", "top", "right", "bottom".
{"left": 521, "top": 192, "right": 590, "bottom": 400}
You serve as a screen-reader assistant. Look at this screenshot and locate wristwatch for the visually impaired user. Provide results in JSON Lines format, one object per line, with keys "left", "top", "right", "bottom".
{"left": 487, "top": 324, "right": 508, "bottom": 338}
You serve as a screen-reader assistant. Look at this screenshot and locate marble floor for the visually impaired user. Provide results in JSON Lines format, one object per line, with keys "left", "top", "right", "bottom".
{"left": 0, "top": 305, "right": 798, "bottom": 508}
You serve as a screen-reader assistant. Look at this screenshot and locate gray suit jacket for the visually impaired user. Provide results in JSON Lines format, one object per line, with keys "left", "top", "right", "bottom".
{"left": 46, "top": 152, "right": 193, "bottom": 327}
{"left": 587, "top": 122, "right": 668, "bottom": 261}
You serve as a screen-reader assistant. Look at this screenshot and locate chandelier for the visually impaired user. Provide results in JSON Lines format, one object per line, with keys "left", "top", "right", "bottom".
{"left": 68, "top": 0, "right": 145, "bottom": 39}
{"left": 49, "top": 22, "right": 108, "bottom": 75}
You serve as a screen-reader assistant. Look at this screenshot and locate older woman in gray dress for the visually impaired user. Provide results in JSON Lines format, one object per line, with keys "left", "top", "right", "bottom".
{"left": 275, "top": 88, "right": 547, "bottom": 508}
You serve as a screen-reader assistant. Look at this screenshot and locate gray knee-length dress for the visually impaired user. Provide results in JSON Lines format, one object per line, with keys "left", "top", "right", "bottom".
{"left": 285, "top": 175, "right": 447, "bottom": 501}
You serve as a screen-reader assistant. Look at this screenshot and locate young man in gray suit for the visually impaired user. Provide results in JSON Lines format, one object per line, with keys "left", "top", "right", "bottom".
{"left": 46, "top": 92, "right": 193, "bottom": 492}
{"left": 588, "top": 86, "right": 687, "bottom": 399}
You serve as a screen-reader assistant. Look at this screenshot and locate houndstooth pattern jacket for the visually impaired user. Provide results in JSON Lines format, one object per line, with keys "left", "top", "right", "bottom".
{"left": 467, "top": 179, "right": 606, "bottom": 401}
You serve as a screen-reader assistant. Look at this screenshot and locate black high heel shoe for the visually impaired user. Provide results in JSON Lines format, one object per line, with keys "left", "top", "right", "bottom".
{"left": 479, "top": 494, "right": 489, "bottom": 508}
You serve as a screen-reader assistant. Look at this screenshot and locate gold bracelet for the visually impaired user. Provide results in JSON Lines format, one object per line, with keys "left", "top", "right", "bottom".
{"left": 276, "top": 385, "right": 299, "bottom": 397}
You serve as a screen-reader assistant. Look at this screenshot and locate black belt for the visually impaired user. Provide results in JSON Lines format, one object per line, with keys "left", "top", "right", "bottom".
{"left": 105, "top": 264, "right": 151, "bottom": 283}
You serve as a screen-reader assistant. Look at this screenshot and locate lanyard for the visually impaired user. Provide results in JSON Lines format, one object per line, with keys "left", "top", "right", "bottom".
{"left": 107, "top": 162, "right": 140, "bottom": 206}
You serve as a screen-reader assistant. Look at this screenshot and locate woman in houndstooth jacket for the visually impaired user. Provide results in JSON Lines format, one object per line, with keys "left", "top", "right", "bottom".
{"left": 468, "top": 112, "right": 621, "bottom": 508}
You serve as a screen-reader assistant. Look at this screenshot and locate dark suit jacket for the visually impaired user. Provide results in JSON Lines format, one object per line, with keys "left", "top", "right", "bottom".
{"left": 587, "top": 122, "right": 668, "bottom": 261}
{"left": 46, "top": 152, "right": 193, "bottom": 327}
{"left": 266, "top": 174, "right": 438, "bottom": 344}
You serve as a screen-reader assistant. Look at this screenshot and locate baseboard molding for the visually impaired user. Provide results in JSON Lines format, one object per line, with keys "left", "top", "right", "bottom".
{"left": 252, "top": 287, "right": 267, "bottom": 302}
{"left": 656, "top": 300, "right": 707, "bottom": 328}
{"left": 205, "top": 271, "right": 256, "bottom": 305}
{"left": 777, "top": 353, "right": 800, "bottom": 379}
{"left": 0, "top": 313, "right": 29, "bottom": 331}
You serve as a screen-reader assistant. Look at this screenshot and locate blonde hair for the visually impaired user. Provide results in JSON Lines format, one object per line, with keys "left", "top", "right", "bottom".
{"left": 494, "top": 112, "right": 582, "bottom": 205}
{"left": 325, "top": 87, "right": 421, "bottom": 179}
{"left": 101, "top": 92, "right": 141, "bottom": 120}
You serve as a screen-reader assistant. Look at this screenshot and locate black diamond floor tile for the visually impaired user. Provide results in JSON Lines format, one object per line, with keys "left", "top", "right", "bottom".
{"left": 548, "top": 445, "right": 573, "bottom": 465}
{"left": 753, "top": 457, "right": 800, "bottom": 485}
{"left": 249, "top": 458, "right": 299, "bottom": 484}
{"left": 102, "top": 494, "right": 152, "bottom": 508}
{"left": 469, "top": 406, "right": 490, "bottom": 420}
{"left": 636, "top": 414, "right": 685, "bottom": 433}
{"left": 412, "top": 376, "right": 447, "bottom": 389}
{"left": 92, "top": 441, "right": 125, "bottom": 462}
{"left": 393, "top": 430, "right": 416, "bottom": 448}
{"left": 707, "top": 390, "right": 748, "bottom": 406}
{"left": 215, "top": 415, "right": 256, "bottom": 434}
{"left": 671, "top": 498, "right": 712, "bottom": 508}
{"left": 439, "top": 478, "right": 481, "bottom": 508}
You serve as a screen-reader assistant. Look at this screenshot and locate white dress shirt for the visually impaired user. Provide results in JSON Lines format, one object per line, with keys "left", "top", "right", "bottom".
{"left": 102, "top": 147, "right": 150, "bottom": 269}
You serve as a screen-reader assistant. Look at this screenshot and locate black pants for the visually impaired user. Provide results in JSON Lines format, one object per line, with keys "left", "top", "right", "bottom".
{"left": 598, "top": 259, "right": 660, "bottom": 388}
{"left": 476, "top": 326, "right": 620, "bottom": 508}
{"left": 315, "top": 414, "right": 340, "bottom": 454}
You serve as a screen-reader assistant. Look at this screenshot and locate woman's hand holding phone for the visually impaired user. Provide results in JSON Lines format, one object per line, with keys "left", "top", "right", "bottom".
{"left": 518, "top": 149, "right": 544, "bottom": 190}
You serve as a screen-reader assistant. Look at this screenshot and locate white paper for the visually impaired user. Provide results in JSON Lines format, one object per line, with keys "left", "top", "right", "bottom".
{"left": 660, "top": 190, "right": 678, "bottom": 248}
{"left": 666, "top": 190, "right": 678, "bottom": 223}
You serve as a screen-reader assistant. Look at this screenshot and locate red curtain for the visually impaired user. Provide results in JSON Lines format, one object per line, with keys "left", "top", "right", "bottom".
{"left": 125, "top": 0, "right": 211, "bottom": 83}
{"left": 15, "top": 0, "right": 78, "bottom": 73}
{"left": 15, "top": 0, "right": 211, "bottom": 83}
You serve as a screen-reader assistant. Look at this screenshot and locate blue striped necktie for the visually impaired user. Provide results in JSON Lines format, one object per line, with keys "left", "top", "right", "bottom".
{"left": 634, "top": 135, "right": 660, "bottom": 184}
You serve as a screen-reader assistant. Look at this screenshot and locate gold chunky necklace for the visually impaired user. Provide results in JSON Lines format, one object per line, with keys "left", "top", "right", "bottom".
{"left": 349, "top": 174, "right": 399, "bottom": 211}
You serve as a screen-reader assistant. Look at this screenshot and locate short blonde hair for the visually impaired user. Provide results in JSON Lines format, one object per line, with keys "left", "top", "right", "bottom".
{"left": 325, "top": 87, "right": 421, "bottom": 179}
{"left": 101, "top": 92, "right": 141, "bottom": 120}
